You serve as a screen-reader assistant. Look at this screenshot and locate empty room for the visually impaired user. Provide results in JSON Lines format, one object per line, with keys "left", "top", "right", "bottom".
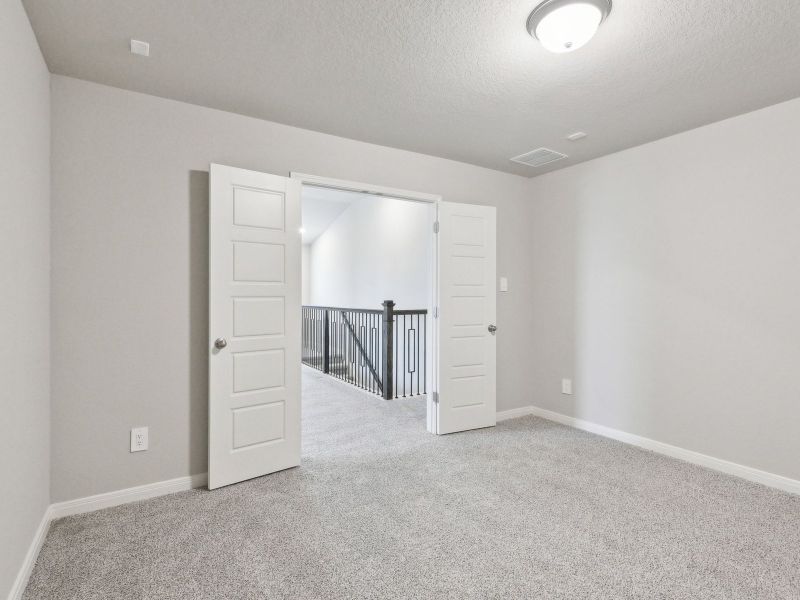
{"left": 2, "top": 1, "right": 799, "bottom": 598}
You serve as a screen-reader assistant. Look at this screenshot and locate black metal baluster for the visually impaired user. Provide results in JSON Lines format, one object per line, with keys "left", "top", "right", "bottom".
{"left": 348, "top": 311, "right": 354, "bottom": 385}
{"left": 405, "top": 315, "right": 409, "bottom": 397}
{"left": 423, "top": 314, "right": 426, "bottom": 394}
{"left": 362, "top": 313, "right": 365, "bottom": 390}
{"left": 408, "top": 315, "right": 412, "bottom": 397}
{"left": 369, "top": 313, "right": 374, "bottom": 394}
{"left": 359, "top": 312, "right": 363, "bottom": 389}
{"left": 363, "top": 314, "right": 367, "bottom": 390}
{"left": 311, "top": 308, "right": 315, "bottom": 369}
{"left": 398, "top": 315, "right": 408, "bottom": 398}
{"left": 336, "top": 316, "right": 341, "bottom": 382}
{"left": 346, "top": 312, "right": 351, "bottom": 385}
{"left": 369, "top": 314, "right": 374, "bottom": 393}
{"left": 331, "top": 311, "right": 336, "bottom": 380}
{"left": 417, "top": 314, "right": 420, "bottom": 396}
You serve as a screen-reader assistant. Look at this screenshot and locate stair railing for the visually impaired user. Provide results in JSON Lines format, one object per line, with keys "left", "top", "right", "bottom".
{"left": 302, "top": 301, "right": 427, "bottom": 398}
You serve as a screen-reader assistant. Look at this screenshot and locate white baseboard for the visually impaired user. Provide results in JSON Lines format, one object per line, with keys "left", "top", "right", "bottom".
{"left": 496, "top": 406, "right": 536, "bottom": 422}
{"left": 9, "top": 410, "right": 799, "bottom": 599}
{"left": 50, "top": 472, "right": 208, "bottom": 519}
{"left": 7, "top": 505, "right": 53, "bottom": 600}
{"left": 499, "top": 404, "right": 800, "bottom": 496}
{"left": 8, "top": 473, "right": 208, "bottom": 600}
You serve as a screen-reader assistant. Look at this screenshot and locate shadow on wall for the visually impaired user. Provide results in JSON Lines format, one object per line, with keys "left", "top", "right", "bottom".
{"left": 189, "top": 170, "right": 209, "bottom": 474}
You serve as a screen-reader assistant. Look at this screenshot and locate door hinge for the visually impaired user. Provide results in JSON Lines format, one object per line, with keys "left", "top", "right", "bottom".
{"left": 432, "top": 391, "right": 439, "bottom": 404}
{"left": 433, "top": 306, "right": 439, "bottom": 318}
{"left": 433, "top": 221, "right": 439, "bottom": 234}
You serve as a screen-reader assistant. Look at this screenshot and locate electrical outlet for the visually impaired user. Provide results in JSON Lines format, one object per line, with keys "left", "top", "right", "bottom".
{"left": 130, "top": 427, "right": 148, "bottom": 452}
{"left": 561, "top": 378, "right": 573, "bottom": 395}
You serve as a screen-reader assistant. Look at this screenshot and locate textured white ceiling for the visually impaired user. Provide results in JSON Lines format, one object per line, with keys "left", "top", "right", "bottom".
{"left": 23, "top": 0, "right": 800, "bottom": 177}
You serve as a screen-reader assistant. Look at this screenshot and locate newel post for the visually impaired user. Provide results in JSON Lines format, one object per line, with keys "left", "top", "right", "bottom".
{"left": 381, "top": 300, "right": 395, "bottom": 400}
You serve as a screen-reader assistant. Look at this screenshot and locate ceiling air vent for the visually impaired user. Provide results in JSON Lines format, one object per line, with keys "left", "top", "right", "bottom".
{"left": 510, "top": 147, "right": 567, "bottom": 168}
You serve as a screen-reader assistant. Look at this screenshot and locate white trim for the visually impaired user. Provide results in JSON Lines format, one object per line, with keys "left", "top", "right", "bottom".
{"left": 8, "top": 474, "right": 208, "bottom": 599}
{"left": 500, "top": 404, "right": 800, "bottom": 495}
{"left": 7, "top": 505, "right": 53, "bottom": 600}
{"left": 49, "top": 473, "right": 208, "bottom": 520}
{"left": 496, "top": 406, "right": 536, "bottom": 422}
{"left": 290, "top": 172, "right": 441, "bottom": 204}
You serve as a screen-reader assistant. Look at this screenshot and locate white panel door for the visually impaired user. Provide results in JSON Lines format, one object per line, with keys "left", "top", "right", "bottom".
{"left": 209, "top": 164, "right": 301, "bottom": 489}
{"left": 435, "top": 201, "right": 497, "bottom": 434}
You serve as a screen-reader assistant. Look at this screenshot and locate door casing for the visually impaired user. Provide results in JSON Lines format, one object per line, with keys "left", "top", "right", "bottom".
{"left": 290, "top": 172, "right": 444, "bottom": 432}
{"left": 292, "top": 173, "right": 498, "bottom": 436}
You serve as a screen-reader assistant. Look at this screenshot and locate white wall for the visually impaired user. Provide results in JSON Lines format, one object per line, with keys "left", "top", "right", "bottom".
{"left": 50, "top": 75, "right": 534, "bottom": 502}
{"left": 308, "top": 196, "right": 432, "bottom": 310}
{"left": 527, "top": 97, "right": 800, "bottom": 481}
{"left": 0, "top": 0, "right": 51, "bottom": 595}
{"left": 301, "top": 244, "right": 311, "bottom": 304}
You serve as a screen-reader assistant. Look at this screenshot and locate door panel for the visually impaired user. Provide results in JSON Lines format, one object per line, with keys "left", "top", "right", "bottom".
{"left": 209, "top": 164, "right": 301, "bottom": 489}
{"left": 436, "top": 202, "right": 497, "bottom": 434}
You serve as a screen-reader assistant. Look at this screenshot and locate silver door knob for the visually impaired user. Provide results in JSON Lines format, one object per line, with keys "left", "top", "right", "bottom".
{"left": 214, "top": 337, "right": 228, "bottom": 349}
{"left": 488, "top": 324, "right": 497, "bottom": 334}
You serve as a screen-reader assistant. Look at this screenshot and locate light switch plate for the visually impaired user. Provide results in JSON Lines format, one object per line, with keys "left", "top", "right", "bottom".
{"left": 499, "top": 277, "right": 509, "bottom": 292}
{"left": 561, "top": 379, "right": 573, "bottom": 395}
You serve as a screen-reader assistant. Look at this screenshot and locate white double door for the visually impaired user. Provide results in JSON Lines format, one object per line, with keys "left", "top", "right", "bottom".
{"left": 208, "top": 165, "right": 496, "bottom": 489}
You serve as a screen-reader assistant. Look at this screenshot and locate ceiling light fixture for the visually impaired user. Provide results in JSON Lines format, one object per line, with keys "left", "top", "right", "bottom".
{"left": 527, "top": 0, "right": 611, "bottom": 54}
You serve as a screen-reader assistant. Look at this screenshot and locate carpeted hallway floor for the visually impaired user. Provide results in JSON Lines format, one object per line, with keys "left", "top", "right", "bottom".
{"left": 25, "top": 367, "right": 800, "bottom": 599}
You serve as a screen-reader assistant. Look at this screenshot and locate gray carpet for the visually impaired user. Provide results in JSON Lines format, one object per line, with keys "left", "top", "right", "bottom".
{"left": 25, "top": 368, "right": 800, "bottom": 599}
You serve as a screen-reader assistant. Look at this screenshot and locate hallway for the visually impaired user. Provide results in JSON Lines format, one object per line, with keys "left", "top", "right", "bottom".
{"left": 301, "top": 366, "right": 427, "bottom": 458}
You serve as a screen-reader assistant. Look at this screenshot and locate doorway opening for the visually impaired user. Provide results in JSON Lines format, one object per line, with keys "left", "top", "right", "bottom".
{"left": 297, "top": 180, "right": 436, "bottom": 439}
{"left": 208, "top": 164, "right": 496, "bottom": 490}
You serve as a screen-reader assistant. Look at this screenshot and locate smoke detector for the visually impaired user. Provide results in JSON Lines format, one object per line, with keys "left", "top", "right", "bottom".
{"left": 510, "top": 148, "right": 568, "bottom": 168}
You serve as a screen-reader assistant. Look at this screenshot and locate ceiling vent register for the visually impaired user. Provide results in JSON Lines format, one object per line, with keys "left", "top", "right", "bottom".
{"left": 510, "top": 147, "right": 568, "bottom": 167}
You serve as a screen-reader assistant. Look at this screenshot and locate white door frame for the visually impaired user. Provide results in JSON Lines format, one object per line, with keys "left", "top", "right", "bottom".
{"left": 290, "top": 172, "right": 442, "bottom": 433}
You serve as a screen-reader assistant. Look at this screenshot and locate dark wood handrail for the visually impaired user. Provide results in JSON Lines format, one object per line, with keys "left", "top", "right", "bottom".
{"left": 303, "top": 304, "right": 382, "bottom": 314}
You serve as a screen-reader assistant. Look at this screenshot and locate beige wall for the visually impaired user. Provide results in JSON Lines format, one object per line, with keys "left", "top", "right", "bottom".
{"left": 50, "top": 75, "right": 534, "bottom": 502}
{"left": 0, "top": 0, "right": 51, "bottom": 595}
{"left": 527, "top": 97, "right": 800, "bottom": 481}
{"left": 49, "top": 70, "right": 800, "bottom": 505}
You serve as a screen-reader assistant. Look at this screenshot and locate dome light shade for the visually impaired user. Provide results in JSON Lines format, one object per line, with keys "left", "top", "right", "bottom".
{"left": 527, "top": 0, "right": 611, "bottom": 53}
